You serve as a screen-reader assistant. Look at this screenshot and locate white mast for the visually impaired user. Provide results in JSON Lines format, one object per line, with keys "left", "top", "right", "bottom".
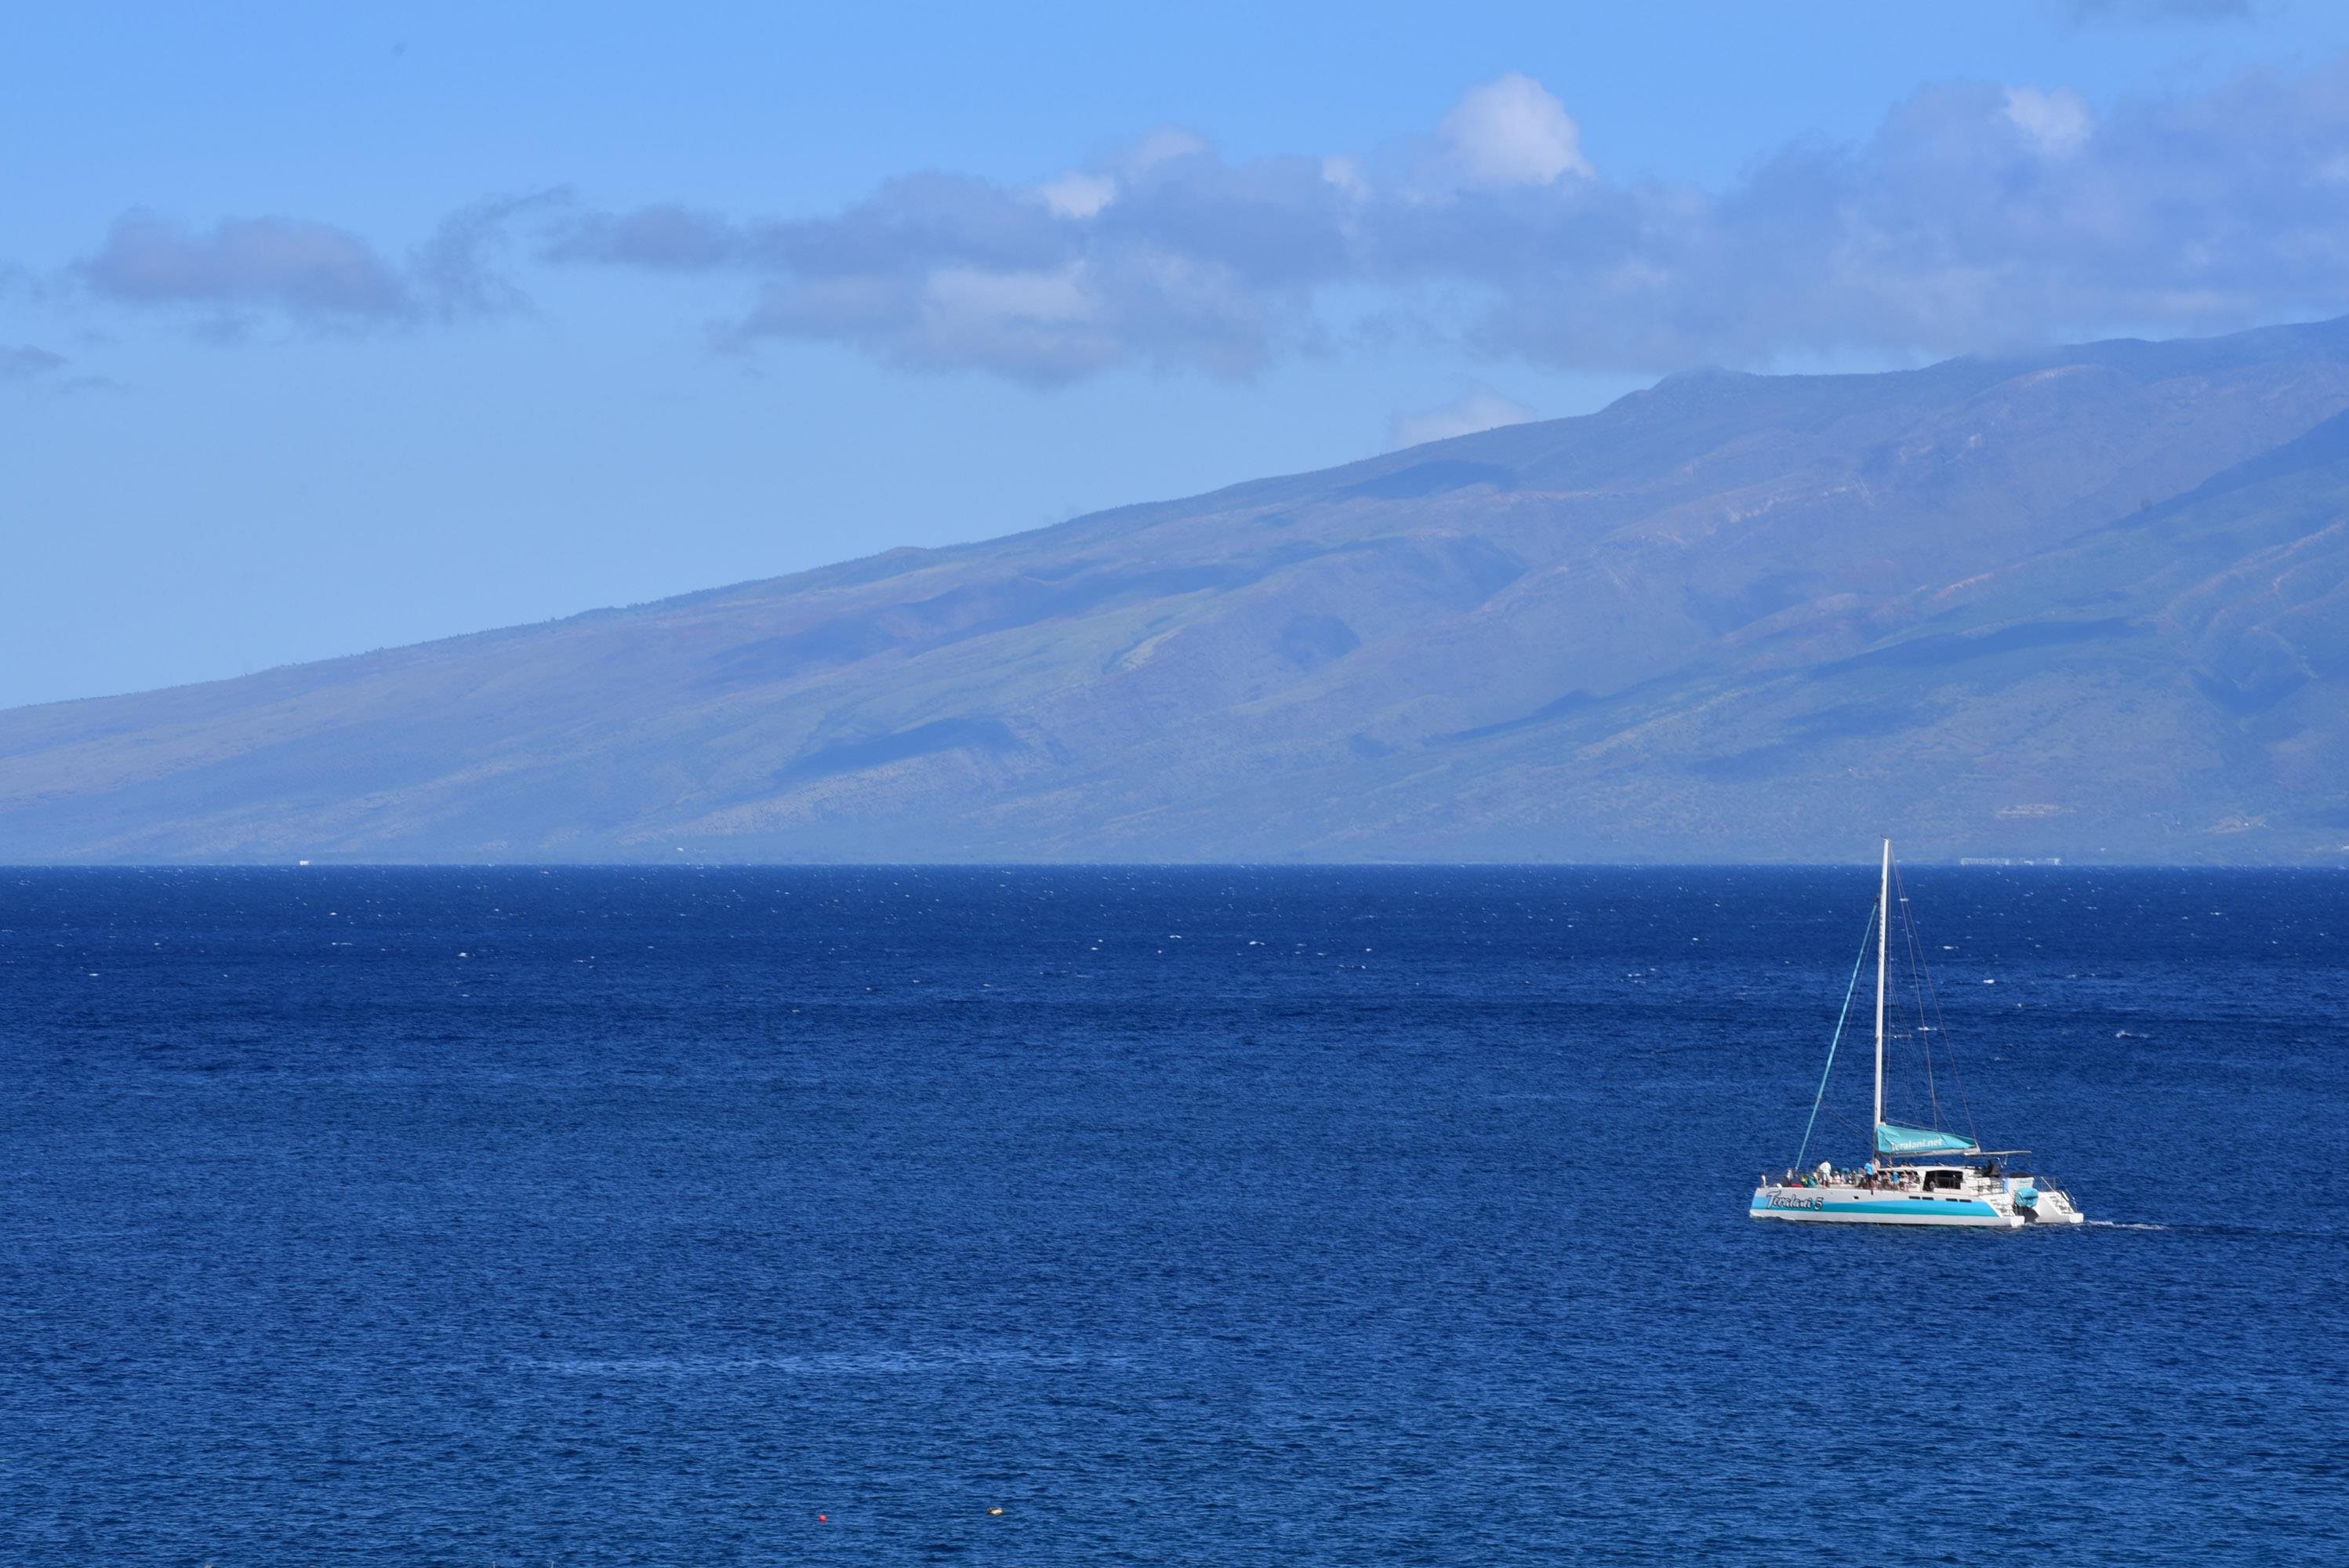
{"left": 1873, "top": 838, "right": 1890, "bottom": 1152}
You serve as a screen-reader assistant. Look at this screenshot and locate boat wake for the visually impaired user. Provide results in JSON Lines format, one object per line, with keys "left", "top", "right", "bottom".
{"left": 2086, "top": 1219, "right": 2167, "bottom": 1231}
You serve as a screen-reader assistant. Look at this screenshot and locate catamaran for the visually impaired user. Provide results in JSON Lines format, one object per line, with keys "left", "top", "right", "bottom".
{"left": 1750, "top": 840, "right": 2084, "bottom": 1229}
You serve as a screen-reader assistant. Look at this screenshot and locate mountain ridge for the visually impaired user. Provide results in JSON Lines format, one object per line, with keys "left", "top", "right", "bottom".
{"left": 10, "top": 317, "right": 2349, "bottom": 863}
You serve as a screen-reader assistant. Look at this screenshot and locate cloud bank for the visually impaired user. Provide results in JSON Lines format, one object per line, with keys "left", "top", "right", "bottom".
{"left": 55, "top": 60, "right": 2349, "bottom": 381}
{"left": 74, "top": 194, "right": 561, "bottom": 329}
{"left": 542, "top": 60, "right": 2349, "bottom": 382}
{"left": 80, "top": 215, "right": 413, "bottom": 318}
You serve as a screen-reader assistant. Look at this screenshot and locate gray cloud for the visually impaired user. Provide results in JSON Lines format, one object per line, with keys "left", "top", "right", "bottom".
{"left": 716, "top": 168, "right": 1302, "bottom": 382}
{"left": 550, "top": 158, "right": 1344, "bottom": 381}
{"left": 0, "top": 343, "right": 66, "bottom": 381}
{"left": 2061, "top": 0, "right": 2254, "bottom": 24}
{"left": 62, "top": 56, "right": 2349, "bottom": 379}
{"left": 412, "top": 188, "right": 568, "bottom": 320}
{"left": 543, "top": 202, "right": 742, "bottom": 270}
{"left": 74, "top": 194, "right": 559, "bottom": 330}
{"left": 535, "top": 60, "right": 2349, "bottom": 383}
{"left": 79, "top": 213, "right": 416, "bottom": 318}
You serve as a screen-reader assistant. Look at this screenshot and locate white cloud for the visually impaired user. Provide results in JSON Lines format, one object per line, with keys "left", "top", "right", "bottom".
{"left": 1439, "top": 73, "right": 1592, "bottom": 187}
{"left": 1040, "top": 172, "right": 1118, "bottom": 220}
{"left": 2004, "top": 85, "right": 2093, "bottom": 156}
{"left": 1125, "top": 129, "right": 1211, "bottom": 172}
{"left": 1389, "top": 388, "right": 1538, "bottom": 449}
{"left": 923, "top": 263, "right": 1095, "bottom": 325}
{"left": 1321, "top": 155, "right": 1370, "bottom": 201}
{"left": 907, "top": 263, "right": 1119, "bottom": 379}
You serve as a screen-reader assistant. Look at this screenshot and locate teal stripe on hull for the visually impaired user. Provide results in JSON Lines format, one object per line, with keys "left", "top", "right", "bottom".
{"left": 1748, "top": 1194, "right": 2020, "bottom": 1228}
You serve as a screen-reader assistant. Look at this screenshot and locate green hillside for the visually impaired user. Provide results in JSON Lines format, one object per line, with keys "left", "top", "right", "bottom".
{"left": 7, "top": 318, "right": 2349, "bottom": 862}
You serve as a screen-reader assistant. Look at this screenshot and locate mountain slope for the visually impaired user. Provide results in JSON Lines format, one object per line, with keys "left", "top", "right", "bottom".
{"left": 9, "top": 318, "right": 2349, "bottom": 862}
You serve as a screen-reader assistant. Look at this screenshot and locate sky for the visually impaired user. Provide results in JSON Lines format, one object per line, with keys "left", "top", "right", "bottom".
{"left": 7, "top": 0, "right": 2349, "bottom": 709}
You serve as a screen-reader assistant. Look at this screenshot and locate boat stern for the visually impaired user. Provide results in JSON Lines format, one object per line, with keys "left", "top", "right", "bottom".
{"left": 2014, "top": 1182, "right": 2086, "bottom": 1224}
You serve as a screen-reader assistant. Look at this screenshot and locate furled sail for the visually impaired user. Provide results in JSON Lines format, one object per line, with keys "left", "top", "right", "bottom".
{"left": 1877, "top": 1122, "right": 1980, "bottom": 1156}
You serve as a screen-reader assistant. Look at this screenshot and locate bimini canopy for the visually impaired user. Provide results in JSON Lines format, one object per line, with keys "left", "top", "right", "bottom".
{"left": 1877, "top": 1122, "right": 1981, "bottom": 1156}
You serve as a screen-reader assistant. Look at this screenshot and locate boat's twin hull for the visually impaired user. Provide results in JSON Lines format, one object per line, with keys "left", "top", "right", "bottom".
{"left": 1751, "top": 1190, "right": 2024, "bottom": 1227}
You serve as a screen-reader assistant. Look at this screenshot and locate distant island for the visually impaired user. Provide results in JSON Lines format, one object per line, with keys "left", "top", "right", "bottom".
{"left": 7, "top": 317, "right": 2349, "bottom": 865}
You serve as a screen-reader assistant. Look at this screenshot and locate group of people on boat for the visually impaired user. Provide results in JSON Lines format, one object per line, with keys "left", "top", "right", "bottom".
{"left": 1770, "top": 1159, "right": 1910, "bottom": 1192}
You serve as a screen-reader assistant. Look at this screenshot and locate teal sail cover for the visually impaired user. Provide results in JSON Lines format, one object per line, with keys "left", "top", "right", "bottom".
{"left": 1877, "top": 1122, "right": 1980, "bottom": 1156}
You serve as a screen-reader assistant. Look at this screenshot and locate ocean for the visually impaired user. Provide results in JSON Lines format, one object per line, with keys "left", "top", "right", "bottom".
{"left": 2, "top": 866, "right": 2343, "bottom": 1564}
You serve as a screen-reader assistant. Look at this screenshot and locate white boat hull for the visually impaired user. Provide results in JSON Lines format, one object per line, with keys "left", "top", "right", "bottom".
{"left": 1750, "top": 1178, "right": 2083, "bottom": 1228}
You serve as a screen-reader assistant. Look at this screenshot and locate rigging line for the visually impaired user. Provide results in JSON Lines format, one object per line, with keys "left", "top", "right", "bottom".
{"left": 1909, "top": 877, "right": 1978, "bottom": 1145}
{"left": 1821, "top": 1105, "right": 1868, "bottom": 1138}
{"left": 1893, "top": 861, "right": 1943, "bottom": 1130}
{"left": 1795, "top": 900, "right": 1877, "bottom": 1170}
{"left": 1911, "top": 866, "right": 1976, "bottom": 1144}
{"left": 1896, "top": 861, "right": 1936, "bottom": 1126}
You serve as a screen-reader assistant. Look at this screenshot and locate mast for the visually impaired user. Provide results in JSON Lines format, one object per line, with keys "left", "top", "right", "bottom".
{"left": 1873, "top": 838, "right": 1890, "bottom": 1153}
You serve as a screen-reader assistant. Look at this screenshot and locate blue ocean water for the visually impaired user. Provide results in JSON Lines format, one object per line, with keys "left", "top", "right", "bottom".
{"left": 2, "top": 866, "right": 2344, "bottom": 1565}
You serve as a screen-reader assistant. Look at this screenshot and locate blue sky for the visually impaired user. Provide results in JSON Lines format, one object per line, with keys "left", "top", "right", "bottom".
{"left": 7, "top": 0, "right": 2349, "bottom": 708}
